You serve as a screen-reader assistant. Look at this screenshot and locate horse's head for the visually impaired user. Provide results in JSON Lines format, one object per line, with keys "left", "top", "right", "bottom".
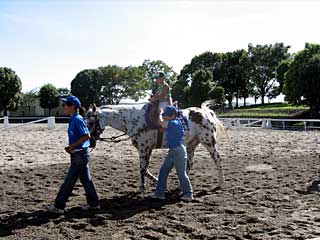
{"left": 86, "top": 104, "right": 105, "bottom": 148}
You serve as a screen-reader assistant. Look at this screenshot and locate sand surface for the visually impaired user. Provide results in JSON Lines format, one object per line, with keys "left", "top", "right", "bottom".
{"left": 1, "top": 124, "right": 320, "bottom": 239}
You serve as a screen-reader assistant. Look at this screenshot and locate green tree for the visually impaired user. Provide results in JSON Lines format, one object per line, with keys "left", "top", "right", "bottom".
{"left": 21, "top": 89, "right": 38, "bottom": 116}
{"left": 284, "top": 43, "right": 320, "bottom": 116}
{"left": 0, "top": 67, "right": 22, "bottom": 116}
{"left": 98, "top": 65, "right": 123, "bottom": 105}
{"left": 99, "top": 65, "right": 149, "bottom": 104}
{"left": 140, "top": 59, "right": 177, "bottom": 94}
{"left": 173, "top": 52, "right": 222, "bottom": 107}
{"left": 71, "top": 69, "right": 103, "bottom": 109}
{"left": 276, "top": 59, "right": 291, "bottom": 94}
{"left": 248, "top": 43, "right": 290, "bottom": 104}
{"left": 189, "top": 69, "right": 214, "bottom": 107}
{"left": 218, "top": 50, "right": 251, "bottom": 108}
{"left": 171, "top": 79, "right": 189, "bottom": 108}
{"left": 238, "top": 51, "right": 253, "bottom": 107}
{"left": 39, "top": 84, "right": 59, "bottom": 116}
{"left": 178, "top": 52, "right": 223, "bottom": 84}
{"left": 122, "top": 66, "right": 149, "bottom": 101}
{"left": 209, "top": 86, "right": 225, "bottom": 109}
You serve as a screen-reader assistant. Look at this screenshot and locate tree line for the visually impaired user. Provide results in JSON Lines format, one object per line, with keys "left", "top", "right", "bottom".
{"left": 173, "top": 43, "right": 290, "bottom": 108}
{"left": 1, "top": 42, "right": 320, "bottom": 116}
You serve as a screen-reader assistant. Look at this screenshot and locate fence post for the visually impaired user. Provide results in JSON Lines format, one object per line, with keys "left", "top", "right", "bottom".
{"left": 261, "top": 120, "right": 267, "bottom": 129}
{"left": 267, "top": 119, "right": 272, "bottom": 129}
{"left": 48, "top": 117, "right": 55, "bottom": 129}
{"left": 236, "top": 119, "right": 241, "bottom": 127}
{"left": 4, "top": 116, "right": 9, "bottom": 128}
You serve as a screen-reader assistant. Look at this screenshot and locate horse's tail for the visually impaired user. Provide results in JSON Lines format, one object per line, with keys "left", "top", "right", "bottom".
{"left": 201, "top": 100, "right": 230, "bottom": 143}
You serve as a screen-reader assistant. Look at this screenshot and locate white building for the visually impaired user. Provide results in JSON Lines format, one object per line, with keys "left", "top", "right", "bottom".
{"left": 1, "top": 99, "right": 65, "bottom": 117}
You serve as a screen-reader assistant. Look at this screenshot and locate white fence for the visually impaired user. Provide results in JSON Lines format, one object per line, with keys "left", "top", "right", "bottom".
{"left": 0, "top": 116, "right": 56, "bottom": 130}
{"left": 221, "top": 118, "right": 320, "bottom": 131}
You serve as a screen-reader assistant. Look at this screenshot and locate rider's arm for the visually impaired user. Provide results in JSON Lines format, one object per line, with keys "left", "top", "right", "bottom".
{"left": 150, "top": 84, "right": 169, "bottom": 102}
{"left": 159, "top": 115, "right": 168, "bottom": 128}
{"left": 158, "top": 84, "right": 169, "bottom": 99}
{"left": 150, "top": 92, "right": 160, "bottom": 101}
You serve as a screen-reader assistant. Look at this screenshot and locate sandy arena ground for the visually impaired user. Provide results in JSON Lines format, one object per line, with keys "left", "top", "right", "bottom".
{"left": 1, "top": 124, "right": 320, "bottom": 239}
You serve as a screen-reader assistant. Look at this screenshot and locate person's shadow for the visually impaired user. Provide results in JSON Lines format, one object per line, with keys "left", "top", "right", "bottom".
{"left": 0, "top": 192, "right": 181, "bottom": 237}
{"left": 295, "top": 180, "right": 320, "bottom": 194}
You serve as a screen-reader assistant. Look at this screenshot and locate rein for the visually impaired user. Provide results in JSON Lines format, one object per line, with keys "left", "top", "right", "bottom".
{"left": 99, "top": 132, "right": 136, "bottom": 143}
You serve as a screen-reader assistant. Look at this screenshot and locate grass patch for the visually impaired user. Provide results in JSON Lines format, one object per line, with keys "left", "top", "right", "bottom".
{"left": 218, "top": 102, "right": 309, "bottom": 118}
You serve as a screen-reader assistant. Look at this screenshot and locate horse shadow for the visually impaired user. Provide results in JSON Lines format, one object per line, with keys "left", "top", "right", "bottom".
{"left": 0, "top": 192, "right": 180, "bottom": 237}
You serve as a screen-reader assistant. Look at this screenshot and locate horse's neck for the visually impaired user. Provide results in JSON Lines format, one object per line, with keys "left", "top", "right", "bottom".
{"left": 101, "top": 106, "right": 147, "bottom": 134}
{"left": 102, "top": 109, "right": 128, "bottom": 133}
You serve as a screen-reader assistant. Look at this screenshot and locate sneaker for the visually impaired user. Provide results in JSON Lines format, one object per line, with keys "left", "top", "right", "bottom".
{"left": 180, "top": 195, "right": 193, "bottom": 202}
{"left": 81, "top": 204, "right": 101, "bottom": 211}
{"left": 150, "top": 192, "right": 165, "bottom": 200}
{"left": 47, "top": 204, "right": 64, "bottom": 214}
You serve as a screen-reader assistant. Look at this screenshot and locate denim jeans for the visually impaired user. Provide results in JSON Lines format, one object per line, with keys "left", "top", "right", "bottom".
{"left": 55, "top": 149, "right": 99, "bottom": 209}
{"left": 155, "top": 145, "right": 193, "bottom": 198}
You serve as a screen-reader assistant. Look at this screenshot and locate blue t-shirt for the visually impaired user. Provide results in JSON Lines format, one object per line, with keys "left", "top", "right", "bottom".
{"left": 68, "top": 113, "right": 90, "bottom": 149}
{"left": 166, "top": 119, "right": 185, "bottom": 149}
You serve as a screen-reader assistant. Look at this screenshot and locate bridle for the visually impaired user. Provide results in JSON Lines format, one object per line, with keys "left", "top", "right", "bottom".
{"left": 88, "top": 113, "right": 137, "bottom": 144}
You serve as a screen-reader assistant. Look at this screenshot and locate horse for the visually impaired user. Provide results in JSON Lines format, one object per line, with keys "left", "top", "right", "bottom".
{"left": 86, "top": 101, "right": 227, "bottom": 193}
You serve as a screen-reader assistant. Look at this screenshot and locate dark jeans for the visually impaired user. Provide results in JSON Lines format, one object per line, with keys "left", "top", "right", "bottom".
{"left": 55, "top": 149, "right": 99, "bottom": 209}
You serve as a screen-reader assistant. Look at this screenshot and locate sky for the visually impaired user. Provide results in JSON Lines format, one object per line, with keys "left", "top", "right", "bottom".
{"left": 1, "top": 0, "right": 320, "bottom": 93}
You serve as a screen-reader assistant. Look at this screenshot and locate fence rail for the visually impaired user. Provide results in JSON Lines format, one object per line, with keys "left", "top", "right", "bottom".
{"left": 220, "top": 118, "right": 320, "bottom": 131}
{"left": 0, "top": 116, "right": 58, "bottom": 130}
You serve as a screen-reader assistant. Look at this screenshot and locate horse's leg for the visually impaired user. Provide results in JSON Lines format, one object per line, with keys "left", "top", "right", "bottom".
{"left": 186, "top": 139, "right": 200, "bottom": 172}
{"left": 138, "top": 148, "right": 156, "bottom": 193}
{"left": 145, "top": 149, "right": 158, "bottom": 185}
{"left": 202, "top": 141, "right": 225, "bottom": 189}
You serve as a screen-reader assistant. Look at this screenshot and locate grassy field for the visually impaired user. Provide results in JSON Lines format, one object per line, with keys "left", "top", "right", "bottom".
{"left": 217, "top": 103, "right": 309, "bottom": 118}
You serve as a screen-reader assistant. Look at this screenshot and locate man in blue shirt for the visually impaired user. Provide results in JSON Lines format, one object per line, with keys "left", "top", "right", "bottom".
{"left": 151, "top": 106, "right": 193, "bottom": 201}
{"left": 48, "top": 96, "right": 99, "bottom": 213}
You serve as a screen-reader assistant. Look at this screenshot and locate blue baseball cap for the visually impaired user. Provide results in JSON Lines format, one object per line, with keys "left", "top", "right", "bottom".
{"left": 61, "top": 95, "right": 81, "bottom": 108}
{"left": 162, "top": 106, "right": 178, "bottom": 117}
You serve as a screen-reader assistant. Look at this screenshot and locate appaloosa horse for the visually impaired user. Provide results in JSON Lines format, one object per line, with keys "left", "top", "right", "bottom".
{"left": 87, "top": 101, "right": 227, "bottom": 193}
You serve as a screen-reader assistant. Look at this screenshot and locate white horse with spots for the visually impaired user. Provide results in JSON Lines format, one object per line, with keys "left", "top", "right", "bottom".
{"left": 87, "top": 101, "right": 227, "bottom": 193}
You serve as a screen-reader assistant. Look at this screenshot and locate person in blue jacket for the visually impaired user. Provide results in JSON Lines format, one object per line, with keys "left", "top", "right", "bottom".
{"left": 151, "top": 106, "right": 193, "bottom": 201}
{"left": 47, "top": 96, "right": 99, "bottom": 213}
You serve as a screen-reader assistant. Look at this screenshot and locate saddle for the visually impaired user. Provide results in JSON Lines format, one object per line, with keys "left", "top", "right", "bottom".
{"left": 144, "top": 101, "right": 190, "bottom": 149}
{"left": 145, "top": 101, "right": 190, "bottom": 130}
{"left": 145, "top": 101, "right": 161, "bottom": 129}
